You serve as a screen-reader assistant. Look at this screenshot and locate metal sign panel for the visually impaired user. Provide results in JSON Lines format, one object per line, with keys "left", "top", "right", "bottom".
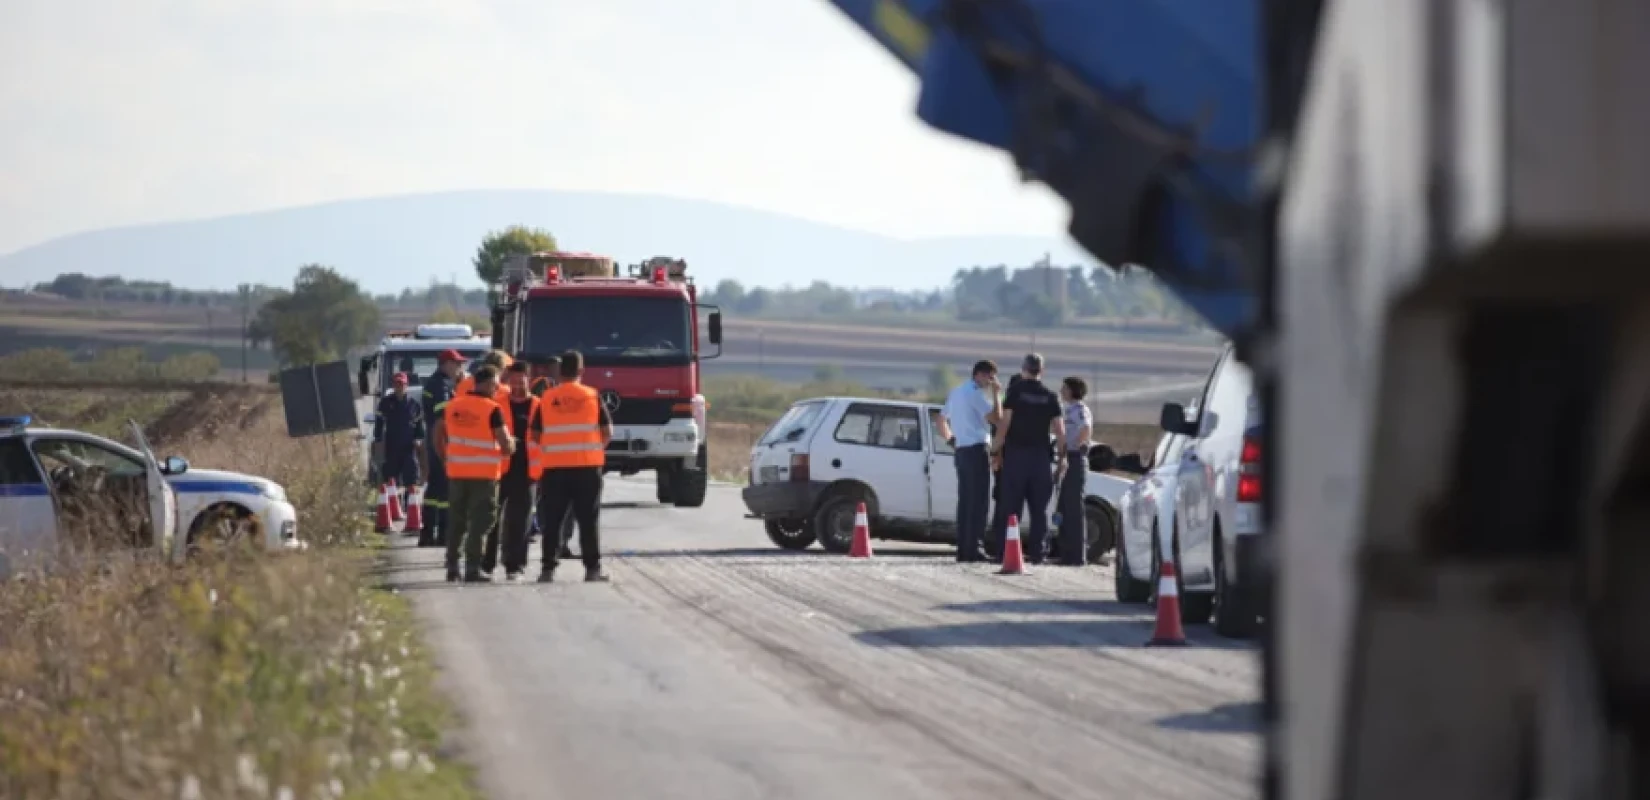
{"left": 278, "top": 360, "right": 360, "bottom": 438}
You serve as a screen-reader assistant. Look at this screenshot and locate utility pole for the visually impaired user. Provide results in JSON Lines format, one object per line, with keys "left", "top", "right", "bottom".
{"left": 238, "top": 284, "right": 251, "bottom": 383}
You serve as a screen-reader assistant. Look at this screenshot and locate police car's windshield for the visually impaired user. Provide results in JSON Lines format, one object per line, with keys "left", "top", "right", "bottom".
{"left": 522, "top": 296, "right": 693, "bottom": 367}
{"left": 380, "top": 350, "right": 482, "bottom": 392}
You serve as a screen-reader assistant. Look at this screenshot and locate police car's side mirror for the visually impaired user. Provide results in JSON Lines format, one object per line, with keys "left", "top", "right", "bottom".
{"left": 162, "top": 456, "right": 189, "bottom": 476}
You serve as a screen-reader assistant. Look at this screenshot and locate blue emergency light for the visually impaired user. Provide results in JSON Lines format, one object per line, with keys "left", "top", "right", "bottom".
{"left": 0, "top": 415, "right": 33, "bottom": 431}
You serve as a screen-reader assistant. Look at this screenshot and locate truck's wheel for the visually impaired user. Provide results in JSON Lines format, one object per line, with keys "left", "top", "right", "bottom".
{"left": 671, "top": 445, "right": 708, "bottom": 508}
{"left": 764, "top": 519, "right": 815, "bottom": 551}
{"left": 656, "top": 465, "right": 676, "bottom": 504}
{"left": 1114, "top": 528, "right": 1153, "bottom": 603}
{"left": 1211, "top": 528, "right": 1259, "bottom": 638}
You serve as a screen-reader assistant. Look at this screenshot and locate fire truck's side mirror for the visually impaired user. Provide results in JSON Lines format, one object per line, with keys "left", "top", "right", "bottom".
{"left": 708, "top": 311, "right": 723, "bottom": 345}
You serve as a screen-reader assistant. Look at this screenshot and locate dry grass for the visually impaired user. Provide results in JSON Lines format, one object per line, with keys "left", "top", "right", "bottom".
{"left": 0, "top": 386, "right": 479, "bottom": 800}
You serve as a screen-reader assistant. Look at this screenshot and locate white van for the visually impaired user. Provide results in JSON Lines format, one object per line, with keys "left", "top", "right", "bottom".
{"left": 740, "top": 396, "right": 1134, "bottom": 558}
{"left": 1114, "top": 344, "right": 1265, "bottom": 637}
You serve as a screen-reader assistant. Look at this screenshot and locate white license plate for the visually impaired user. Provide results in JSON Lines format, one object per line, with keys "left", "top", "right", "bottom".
{"left": 758, "top": 465, "right": 780, "bottom": 483}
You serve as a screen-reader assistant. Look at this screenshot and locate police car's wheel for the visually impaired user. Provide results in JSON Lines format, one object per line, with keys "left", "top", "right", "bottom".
{"left": 764, "top": 519, "right": 815, "bottom": 551}
{"left": 187, "top": 504, "right": 260, "bottom": 556}
{"left": 1114, "top": 527, "right": 1153, "bottom": 603}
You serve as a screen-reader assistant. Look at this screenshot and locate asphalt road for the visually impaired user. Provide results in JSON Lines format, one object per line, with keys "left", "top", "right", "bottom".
{"left": 382, "top": 478, "right": 1261, "bottom": 800}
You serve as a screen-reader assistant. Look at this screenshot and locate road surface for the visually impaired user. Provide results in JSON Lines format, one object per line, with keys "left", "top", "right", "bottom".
{"left": 382, "top": 478, "right": 1262, "bottom": 800}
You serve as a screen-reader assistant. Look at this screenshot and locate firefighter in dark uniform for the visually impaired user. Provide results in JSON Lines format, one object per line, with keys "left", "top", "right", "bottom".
{"left": 418, "top": 349, "right": 467, "bottom": 548}
{"left": 372, "top": 372, "right": 425, "bottom": 523}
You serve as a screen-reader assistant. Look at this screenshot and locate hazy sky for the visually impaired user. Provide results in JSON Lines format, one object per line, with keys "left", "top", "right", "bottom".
{"left": 0, "top": 0, "right": 1072, "bottom": 256}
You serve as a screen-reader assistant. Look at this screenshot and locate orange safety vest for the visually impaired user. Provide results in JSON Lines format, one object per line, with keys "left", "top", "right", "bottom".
{"left": 534, "top": 382, "right": 605, "bottom": 473}
{"left": 442, "top": 393, "right": 505, "bottom": 480}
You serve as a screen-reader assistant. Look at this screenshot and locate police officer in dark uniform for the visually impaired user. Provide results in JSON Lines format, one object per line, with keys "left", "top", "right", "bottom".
{"left": 418, "top": 349, "right": 467, "bottom": 548}
{"left": 990, "top": 354, "right": 1065, "bottom": 564}
{"left": 373, "top": 372, "right": 425, "bottom": 526}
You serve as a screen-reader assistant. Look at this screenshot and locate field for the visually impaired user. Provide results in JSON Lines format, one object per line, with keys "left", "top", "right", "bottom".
{"left": 1, "top": 296, "right": 1220, "bottom": 405}
{"left": 0, "top": 383, "right": 479, "bottom": 799}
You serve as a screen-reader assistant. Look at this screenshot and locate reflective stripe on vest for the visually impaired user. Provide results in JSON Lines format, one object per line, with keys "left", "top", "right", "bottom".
{"left": 536, "top": 383, "right": 604, "bottom": 470}
{"left": 443, "top": 394, "right": 504, "bottom": 480}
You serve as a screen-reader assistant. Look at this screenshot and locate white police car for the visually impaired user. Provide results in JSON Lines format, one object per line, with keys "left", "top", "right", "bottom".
{"left": 0, "top": 415, "right": 300, "bottom": 577}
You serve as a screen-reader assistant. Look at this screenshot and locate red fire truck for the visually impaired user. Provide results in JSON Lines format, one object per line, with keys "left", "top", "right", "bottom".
{"left": 490, "top": 251, "right": 722, "bottom": 507}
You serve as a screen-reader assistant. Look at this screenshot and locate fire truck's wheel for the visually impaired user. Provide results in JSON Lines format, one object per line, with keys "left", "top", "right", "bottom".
{"left": 655, "top": 467, "right": 675, "bottom": 504}
{"left": 671, "top": 446, "right": 709, "bottom": 508}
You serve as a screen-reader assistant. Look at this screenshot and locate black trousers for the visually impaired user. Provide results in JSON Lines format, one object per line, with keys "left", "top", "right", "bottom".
{"left": 482, "top": 470, "right": 536, "bottom": 573}
{"left": 999, "top": 445, "right": 1055, "bottom": 563}
{"left": 538, "top": 467, "right": 603, "bottom": 572}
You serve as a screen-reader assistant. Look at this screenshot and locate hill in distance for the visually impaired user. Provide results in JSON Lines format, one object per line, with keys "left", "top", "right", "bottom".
{"left": 0, "top": 190, "right": 1096, "bottom": 294}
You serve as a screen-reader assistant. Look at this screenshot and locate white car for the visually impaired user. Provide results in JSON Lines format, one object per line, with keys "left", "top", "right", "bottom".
{"left": 0, "top": 415, "right": 300, "bottom": 578}
{"left": 741, "top": 397, "right": 1133, "bottom": 558}
{"left": 1115, "top": 343, "right": 1265, "bottom": 637}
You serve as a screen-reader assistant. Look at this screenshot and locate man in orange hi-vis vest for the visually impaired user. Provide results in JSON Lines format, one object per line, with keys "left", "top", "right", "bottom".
{"left": 530, "top": 350, "right": 614, "bottom": 583}
{"left": 433, "top": 365, "right": 515, "bottom": 583}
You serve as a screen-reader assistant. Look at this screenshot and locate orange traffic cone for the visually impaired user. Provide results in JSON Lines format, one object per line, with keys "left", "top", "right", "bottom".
{"left": 998, "top": 514, "right": 1026, "bottom": 575}
{"left": 373, "top": 484, "right": 393, "bottom": 533}
{"left": 1146, "top": 559, "right": 1189, "bottom": 646}
{"left": 387, "top": 478, "right": 405, "bottom": 522}
{"left": 404, "top": 485, "right": 424, "bottom": 533}
{"left": 848, "top": 502, "right": 874, "bottom": 558}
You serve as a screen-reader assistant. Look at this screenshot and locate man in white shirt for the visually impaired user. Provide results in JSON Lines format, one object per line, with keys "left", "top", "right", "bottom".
{"left": 937, "top": 360, "right": 1002, "bottom": 563}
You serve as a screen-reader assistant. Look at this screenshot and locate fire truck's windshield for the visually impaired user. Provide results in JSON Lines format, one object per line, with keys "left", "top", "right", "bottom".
{"left": 523, "top": 296, "right": 693, "bottom": 367}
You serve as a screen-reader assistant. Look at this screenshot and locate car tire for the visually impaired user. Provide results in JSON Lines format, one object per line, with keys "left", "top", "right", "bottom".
{"left": 765, "top": 519, "right": 815, "bottom": 551}
{"left": 1085, "top": 503, "right": 1117, "bottom": 564}
{"left": 1114, "top": 527, "right": 1153, "bottom": 603}
{"left": 671, "top": 446, "right": 709, "bottom": 508}
{"left": 187, "top": 504, "right": 260, "bottom": 556}
{"left": 813, "top": 490, "right": 864, "bottom": 554}
{"left": 1211, "top": 526, "right": 1260, "bottom": 638}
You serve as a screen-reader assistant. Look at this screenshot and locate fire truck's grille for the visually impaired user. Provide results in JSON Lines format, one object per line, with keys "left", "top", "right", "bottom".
{"left": 608, "top": 398, "right": 675, "bottom": 427}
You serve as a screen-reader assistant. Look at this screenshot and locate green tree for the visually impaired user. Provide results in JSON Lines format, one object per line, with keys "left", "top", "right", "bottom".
{"left": 926, "top": 363, "right": 956, "bottom": 401}
{"left": 248, "top": 265, "right": 381, "bottom": 367}
{"left": 472, "top": 225, "right": 558, "bottom": 286}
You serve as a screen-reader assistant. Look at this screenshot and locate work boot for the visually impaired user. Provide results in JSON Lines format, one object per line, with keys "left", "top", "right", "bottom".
{"left": 463, "top": 570, "right": 492, "bottom": 584}
{"left": 445, "top": 566, "right": 460, "bottom": 583}
{"left": 536, "top": 569, "right": 555, "bottom": 584}
{"left": 559, "top": 545, "right": 575, "bottom": 560}
{"left": 505, "top": 570, "right": 522, "bottom": 582}
{"left": 584, "top": 567, "right": 610, "bottom": 583}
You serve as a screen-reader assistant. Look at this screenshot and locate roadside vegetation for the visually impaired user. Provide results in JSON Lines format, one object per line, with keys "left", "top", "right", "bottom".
{"left": 0, "top": 383, "right": 478, "bottom": 800}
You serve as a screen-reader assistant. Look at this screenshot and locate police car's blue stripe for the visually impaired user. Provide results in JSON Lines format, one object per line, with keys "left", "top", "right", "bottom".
{"left": 0, "top": 483, "right": 50, "bottom": 497}
{"left": 171, "top": 481, "right": 266, "bottom": 496}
